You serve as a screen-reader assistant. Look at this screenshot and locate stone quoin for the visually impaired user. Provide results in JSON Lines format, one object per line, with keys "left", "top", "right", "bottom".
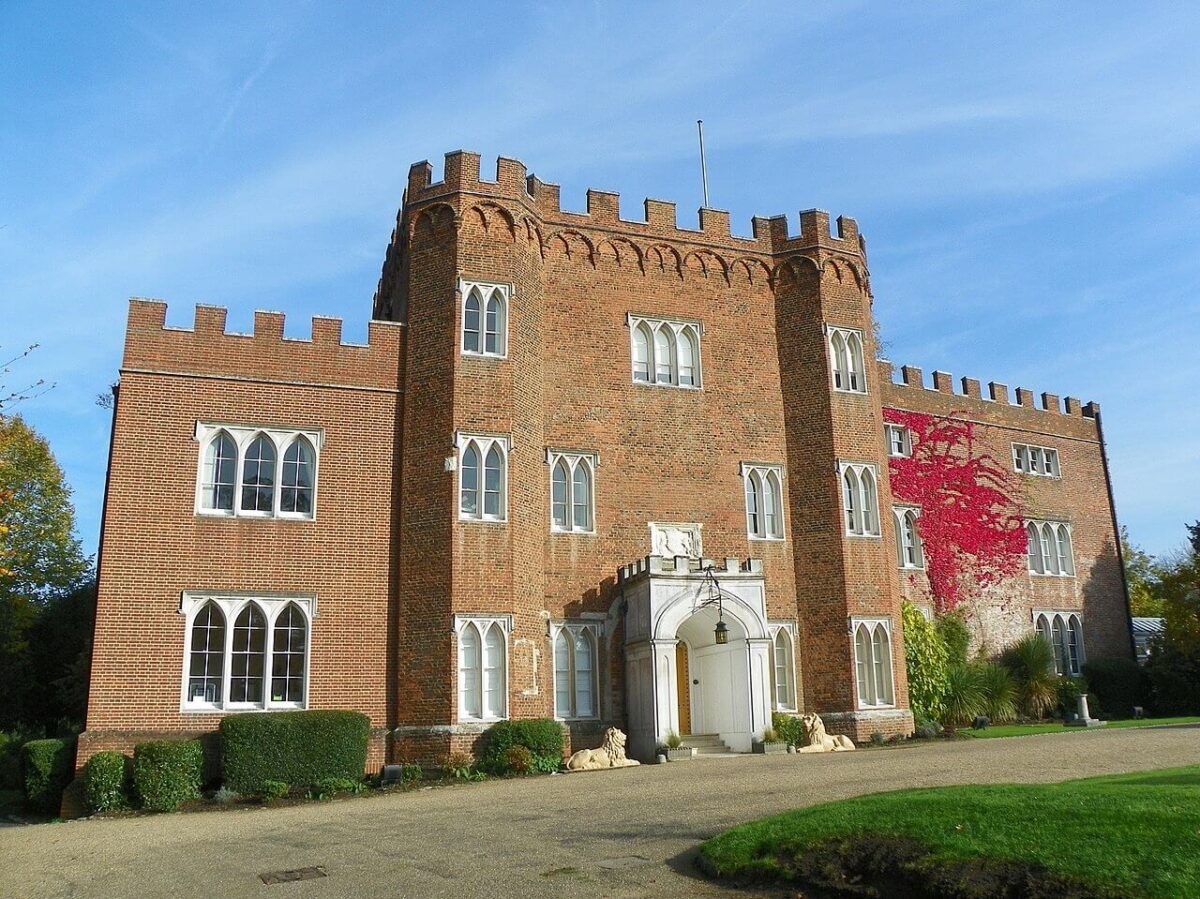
{"left": 80, "top": 151, "right": 1135, "bottom": 769}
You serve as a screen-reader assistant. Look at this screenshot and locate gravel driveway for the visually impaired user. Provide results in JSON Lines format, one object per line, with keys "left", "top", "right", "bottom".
{"left": 2, "top": 725, "right": 1197, "bottom": 899}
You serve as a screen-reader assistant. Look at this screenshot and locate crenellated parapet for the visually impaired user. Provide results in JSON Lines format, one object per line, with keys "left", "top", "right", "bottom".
{"left": 390, "top": 150, "right": 867, "bottom": 291}
{"left": 877, "top": 358, "right": 1100, "bottom": 424}
{"left": 123, "top": 299, "right": 405, "bottom": 391}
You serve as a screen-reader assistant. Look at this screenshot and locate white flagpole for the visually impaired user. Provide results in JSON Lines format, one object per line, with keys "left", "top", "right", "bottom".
{"left": 697, "top": 119, "right": 710, "bottom": 209}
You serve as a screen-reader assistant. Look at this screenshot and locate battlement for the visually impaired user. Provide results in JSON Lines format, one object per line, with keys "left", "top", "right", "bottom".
{"left": 878, "top": 359, "right": 1099, "bottom": 420}
{"left": 618, "top": 555, "right": 764, "bottom": 582}
{"left": 404, "top": 150, "right": 862, "bottom": 257}
{"left": 123, "top": 299, "right": 404, "bottom": 391}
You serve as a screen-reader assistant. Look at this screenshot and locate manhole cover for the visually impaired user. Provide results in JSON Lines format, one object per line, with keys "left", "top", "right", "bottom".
{"left": 260, "top": 866, "right": 327, "bottom": 885}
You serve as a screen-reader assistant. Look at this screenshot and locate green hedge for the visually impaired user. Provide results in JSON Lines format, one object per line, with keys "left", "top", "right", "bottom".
{"left": 133, "top": 740, "right": 202, "bottom": 812}
{"left": 1083, "top": 658, "right": 1152, "bottom": 718}
{"left": 83, "top": 751, "right": 129, "bottom": 812}
{"left": 478, "top": 719, "right": 563, "bottom": 774}
{"left": 21, "top": 738, "right": 74, "bottom": 814}
{"left": 220, "top": 710, "right": 370, "bottom": 794}
{"left": 0, "top": 732, "right": 26, "bottom": 791}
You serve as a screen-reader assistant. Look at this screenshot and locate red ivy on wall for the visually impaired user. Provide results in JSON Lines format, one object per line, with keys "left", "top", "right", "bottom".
{"left": 884, "top": 408, "right": 1026, "bottom": 613}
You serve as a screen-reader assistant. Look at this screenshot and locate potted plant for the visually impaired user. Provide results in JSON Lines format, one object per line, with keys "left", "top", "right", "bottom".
{"left": 661, "top": 730, "right": 695, "bottom": 761}
{"left": 752, "top": 726, "right": 788, "bottom": 755}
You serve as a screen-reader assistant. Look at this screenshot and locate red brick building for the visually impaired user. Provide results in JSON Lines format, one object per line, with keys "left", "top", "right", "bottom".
{"left": 81, "top": 151, "right": 1134, "bottom": 768}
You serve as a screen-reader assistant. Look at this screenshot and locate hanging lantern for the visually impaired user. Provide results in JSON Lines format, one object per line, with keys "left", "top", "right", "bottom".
{"left": 714, "top": 618, "right": 729, "bottom": 645}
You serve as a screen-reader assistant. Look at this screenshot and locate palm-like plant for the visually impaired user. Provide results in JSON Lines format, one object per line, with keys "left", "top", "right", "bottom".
{"left": 1002, "top": 634, "right": 1058, "bottom": 719}
{"left": 976, "top": 662, "right": 1018, "bottom": 723}
{"left": 943, "top": 664, "right": 986, "bottom": 726}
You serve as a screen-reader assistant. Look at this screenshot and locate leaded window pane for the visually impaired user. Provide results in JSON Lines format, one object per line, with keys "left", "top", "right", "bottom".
{"left": 230, "top": 605, "right": 266, "bottom": 704}
{"left": 240, "top": 435, "right": 277, "bottom": 513}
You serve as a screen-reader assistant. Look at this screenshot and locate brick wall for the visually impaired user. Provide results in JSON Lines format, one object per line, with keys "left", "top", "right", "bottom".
{"left": 82, "top": 301, "right": 403, "bottom": 771}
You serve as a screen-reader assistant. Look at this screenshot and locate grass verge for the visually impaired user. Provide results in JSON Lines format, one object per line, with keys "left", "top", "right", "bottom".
{"left": 962, "top": 716, "right": 1200, "bottom": 739}
{"left": 699, "top": 766, "right": 1200, "bottom": 898}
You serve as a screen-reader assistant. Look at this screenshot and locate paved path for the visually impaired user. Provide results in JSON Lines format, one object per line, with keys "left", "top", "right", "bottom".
{"left": 2, "top": 725, "right": 1198, "bottom": 899}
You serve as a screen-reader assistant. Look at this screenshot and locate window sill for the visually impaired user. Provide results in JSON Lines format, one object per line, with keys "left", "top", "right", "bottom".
{"left": 832, "top": 387, "right": 869, "bottom": 396}
{"left": 632, "top": 380, "right": 703, "bottom": 391}
{"left": 195, "top": 511, "right": 318, "bottom": 522}
{"left": 748, "top": 535, "right": 786, "bottom": 542}
{"left": 845, "top": 532, "right": 882, "bottom": 540}
{"left": 1028, "top": 572, "right": 1076, "bottom": 579}
{"left": 857, "top": 703, "right": 896, "bottom": 711}
{"left": 898, "top": 565, "right": 925, "bottom": 572}
{"left": 551, "top": 528, "right": 597, "bottom": 537}
{"left": 459, "top": 516, "right": 509, "bottom": 525}
{"left": 461, "top": 351, "right": 508, "bottom": 361}
{"left": 181, "top": 704, "right": 309, "bottom": 714}
{"left": 458, "top": 715, "right": 508, "bottom": 725}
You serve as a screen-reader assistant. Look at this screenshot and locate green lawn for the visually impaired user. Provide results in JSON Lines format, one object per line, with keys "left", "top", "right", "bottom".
{"left": 699, "top": 766, "right": 1200, "bottom": 898}
{"left": 962, "top": 716, "right": 1200, "bottom": 739}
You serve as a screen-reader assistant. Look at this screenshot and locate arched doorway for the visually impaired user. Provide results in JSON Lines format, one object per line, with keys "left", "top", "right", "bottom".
{"left": 675, "top": 604, "right": 752, "bottom": 739}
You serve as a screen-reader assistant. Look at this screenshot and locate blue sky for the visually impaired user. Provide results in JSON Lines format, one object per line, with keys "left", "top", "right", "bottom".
{"left": 2, "top": 1, "right": 1198, "bottom": 559}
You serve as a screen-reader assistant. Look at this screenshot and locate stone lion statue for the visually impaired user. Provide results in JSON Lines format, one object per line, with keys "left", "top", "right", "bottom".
{"left": 796, "top": 713, "right": 855, "bottom": 753}
{"left": 566, "top": 727, "right": 641, "bottom": 771}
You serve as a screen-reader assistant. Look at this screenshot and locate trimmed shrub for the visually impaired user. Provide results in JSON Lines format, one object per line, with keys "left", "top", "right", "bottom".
{"left": 1083, "top": 657, "right": 1152, "bottom": 718}
{"left": 133, "top": 740, "right": 202, "bottom": 811}
{"left": 397, "top": 763, "right": 423, "bottom": 784}
{"left": 0, "top": 731, "right": 29, "bottom": 791}
{"left": 307, "top": 776, "right": 366, "bottom": 800}
{"left": 478, "top": 719, "right": 563, "bottom": 774}
{"left": 772, "top": 712, "right": 805, "bottom": 748}
{"left": 900, "top": 602, "right": 949, "bottom": 722}
{"left": 1144, "top": 643, "right": 1200, "bottom": 715}
{"left": 21, "top": 738, "right": 74, "bottom": 813}
{"left": 220, "top": 710, "right": 370, "bottom": 794}
{"left": 83, "top": 751, "right": 129, "bottom": 812}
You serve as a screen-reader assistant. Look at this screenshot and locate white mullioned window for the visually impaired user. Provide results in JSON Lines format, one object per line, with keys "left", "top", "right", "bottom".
{"left": 1012, "top": 443, "right": 1060, "bottom": 477}
{"left": 180, "top": 593, "right": 313, "bottom": 711}
{"left": 1025, "top": 519, "right": 1075, "bottom": 577}
{"left": 627, "top": 314, "right": 702, "bottom": 388}
{"left": 1035, "top": 611, "right": 1085, "bottom": 676}
{"left": 548, "top": 450, "right": 597, "bottom": 534}
{"left": 552, "top": 623, "right": 601, "bottom": 719}
{"left": 885, "top": 424, "right": 911, "bottom": 458}
{"left": 458, "top": 433, "right": 510, "bottom": 522}
{"left": 460, "top": 279, "right": 510, "bottom": 358}
{"left": 840, "top": 462, "right": 880, "bottom": 537}
{"left": 456, "top": 616, "right": 510, "bottom": 721}
{"left": 741, "top": 463, "right": 785, "bottom": 540}
{"left": 852, "top": 618, "right": 895, "bottom": 708}
{"left": 195, "top": 423, "right": 322, "bottom": 520}
{"left": 769, "top": 623, "right": 797, "bottom": 711}
{"left": 828, "top": 326, "right": 867, "bottom": 393}
{"left": 894, "top": 507, "right": 924, "bottom": 569}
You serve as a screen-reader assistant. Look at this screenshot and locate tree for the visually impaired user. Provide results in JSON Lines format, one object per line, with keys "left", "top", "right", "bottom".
{"left": 0, "top": 414, "right": 90, "bottom": 729}
{"left": 1186, "top": 521, "right": 1200, "bottom": 557}
{"left": 1121, "top": 525, "right": 1165, "bottom": 617}
{"left": 885, "top": 409, "right": 1027, "bottom": 613}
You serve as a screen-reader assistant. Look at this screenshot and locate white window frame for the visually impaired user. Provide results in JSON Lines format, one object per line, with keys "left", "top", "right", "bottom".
{"left": 741, "top": 462, "right": 785, "bottom": 541}
{"left": 1025, "top": 519, "right": 1075, "bottom": 577}
{"left": 827, "top": 325, "right": 867, "bottom": 394}
{"left": 457, "top": 432, "right": 510, "bottom": 522}
{"left": 179, "top": 592, "right": 315, "bottom": 712}
{"left": 626, "top": 314, "right": 703, "bottom": 389}
{"left": 851, "top": 617, "right": 895, "bottom": 709}
{"left": 194, "top": 423, "right": 322, "bottom": 521}
{"left": 547, "top": 450, "right": 598, "bottom": 535}
{"left": 839, "top": 461, "right": 881, "bottom": 537}
{"left": 459, "top": 278, "right": 511, "bottom": 359}
{"left": 551, "top": 621, "right": 602, "bottom": 720}
{"left": 1012, "top": 442, "right": 1061, "bottom": 478}
{"left": 768, "top": 622, "right": 797, "bottom": 711}
{"left": 894, "top": 506, "right": 925, "bottom": 569}
{"left": 885, "top": 424, "right": 911, "bottom": 458}
{"left": 454, "top": 615, "right": 511, "bottom": 722}
{"left": 1034, "top": 610, "right": 1085, "bottom": 676}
